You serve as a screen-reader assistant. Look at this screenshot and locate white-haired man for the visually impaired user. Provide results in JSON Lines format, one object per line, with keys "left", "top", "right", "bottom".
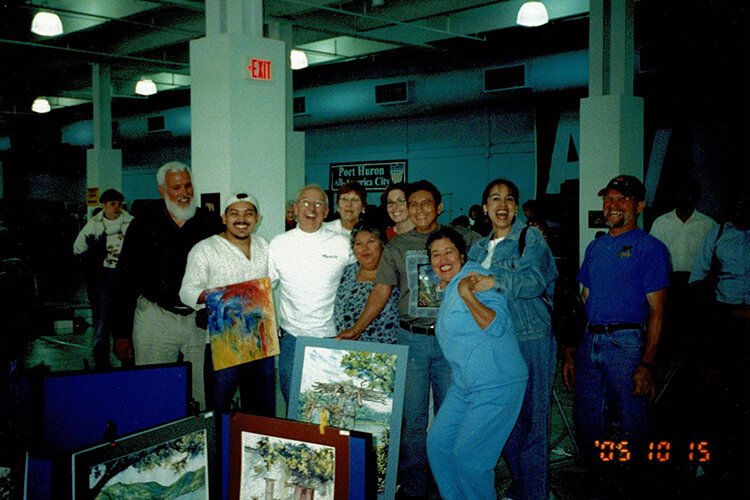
{"left": 268, "top": 184, "right": 354, "bottom": 408}
{"left": 113, "top": 161, "right": 222, "bottom": 409}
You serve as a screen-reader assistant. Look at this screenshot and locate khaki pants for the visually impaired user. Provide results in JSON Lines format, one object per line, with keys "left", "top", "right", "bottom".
{"left": 132, "top": 296, "right": 208, "bottom": 409}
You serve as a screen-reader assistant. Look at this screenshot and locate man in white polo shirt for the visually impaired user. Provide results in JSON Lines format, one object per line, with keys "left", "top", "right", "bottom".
{"left": 268, "top": 184, "right": 354, "bottom": 408}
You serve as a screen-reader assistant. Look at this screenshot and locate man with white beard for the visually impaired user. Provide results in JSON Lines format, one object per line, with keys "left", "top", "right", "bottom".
{"left": 112, "top": 162, "right": 222, "bottom": 409}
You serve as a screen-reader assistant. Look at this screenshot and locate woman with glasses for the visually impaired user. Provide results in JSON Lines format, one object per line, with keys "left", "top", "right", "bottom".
{"left": 334, "top": 224, "right": 398, "bottom": 343}
{"left": 326, "top": 181, "right": 367, "bottom": 237}
{"left": 380, "top": 182, "right": 414, "bottom": 240}
{"left": 467, "top": 178, "right": 558, "bottom": 500}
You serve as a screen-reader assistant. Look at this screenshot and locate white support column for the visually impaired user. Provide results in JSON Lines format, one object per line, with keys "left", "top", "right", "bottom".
{"left": 579, "top": 0, "right": 643, "bottom": 261}
{"left": 191, "top": 0, "right": 287, "bottom": 240}
{"left": 86, "top": 63, "right": 122, "bottom": 212}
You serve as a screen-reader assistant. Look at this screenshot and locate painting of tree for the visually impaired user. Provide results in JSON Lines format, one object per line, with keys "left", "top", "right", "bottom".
{"left": 72, "top": 413, "right": 217, "bottom": 500}
{"left": 241, "top": 434, "right": 335, "bottom": 499}
{"left": 229, "top": 414, "right": 350, "bottom": 500}
{"left": 288, "top": 338, "right": 408, "bottom": 500}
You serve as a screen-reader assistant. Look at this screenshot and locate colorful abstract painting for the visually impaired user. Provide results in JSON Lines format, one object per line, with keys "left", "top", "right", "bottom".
{"left": 288, "top": 338, "right": 408, "bottom": 500}
{"left": 205, "top": 277, "right": 280, "bottom": 371}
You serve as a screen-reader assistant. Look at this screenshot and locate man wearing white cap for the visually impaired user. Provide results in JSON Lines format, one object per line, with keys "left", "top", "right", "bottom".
{"left": 180, "top": 192, "right": 275, "bottom": 416}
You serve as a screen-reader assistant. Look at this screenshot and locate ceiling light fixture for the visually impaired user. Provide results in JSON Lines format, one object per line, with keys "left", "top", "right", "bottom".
{"left": 516, "top": 1, "right": 549, "bottom": 27}
{"left": 290, "top": 49, "right": 309, "bottom": 70}
{"left": 135, "top": 79, "right": 158, "bottom": 96}
{"left": 32, "top": 97, "right": 51, "bottom": 114}
{"left": 31, "top": 12, "right": 63, "bottom": 36}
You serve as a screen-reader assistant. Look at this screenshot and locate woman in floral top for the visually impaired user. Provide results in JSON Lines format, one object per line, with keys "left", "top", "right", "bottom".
{"left": 334, "top": 224, "right": 398, "bottom": 343}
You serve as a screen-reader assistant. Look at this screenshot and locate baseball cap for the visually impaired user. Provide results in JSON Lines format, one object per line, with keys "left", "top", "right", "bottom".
{"left": 222, "top": 192, "right": 259, "bottom": 213}
{"left": 597, "top": 175, "right": 645, "bottom": 200}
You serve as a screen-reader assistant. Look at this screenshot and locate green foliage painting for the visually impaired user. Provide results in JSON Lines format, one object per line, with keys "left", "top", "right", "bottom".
{"left": 294, "top": 345, "right": 401, "bottom": 494}
{"left": 87, "top": 429, "right": 208, "bottom": 499}
{"left": 241, "top": 433, "right": 336, "bottom": 499}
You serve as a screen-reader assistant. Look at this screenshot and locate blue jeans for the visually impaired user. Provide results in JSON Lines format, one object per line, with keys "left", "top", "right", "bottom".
{"left": 397, "top": 328, "right": 452, "bottom": 497}
{"left": 573, "top": 329, "right": 649, "bottom": 468}
{"left": 204, "top": 346, "right": 276, "bottom": 416}
{"left": 503, "top": 334, "right": 557, "bottom": 500}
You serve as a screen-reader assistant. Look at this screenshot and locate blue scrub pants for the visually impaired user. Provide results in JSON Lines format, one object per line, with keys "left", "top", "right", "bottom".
{"left": 427, "top": 380, "right": 526, "bottom": 499}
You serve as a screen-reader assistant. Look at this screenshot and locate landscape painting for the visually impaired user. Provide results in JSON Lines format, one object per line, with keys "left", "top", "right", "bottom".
{"left": 205, "top": 277, "right": 280, "bottom": 371}
{"left": 72, "top": 412, "right": 217, "bottom": 499}
{"left": 288, "top": 338, "right": 408, "bottom": 500}
{"left": 229, "top": 414, "right": 349, "bottom": 499}
{"left": 0, "top": 450, "right": 26, "bottom": 500}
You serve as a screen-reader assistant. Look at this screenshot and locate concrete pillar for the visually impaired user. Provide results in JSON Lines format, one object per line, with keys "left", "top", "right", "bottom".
{"left": 268, "top": 21, "right": 305, "bottom": 203}
{"left": 86, "top": 64, "right": 123, "bottom": 213}
{"left": 191, "top": 0, "right": 289, "bottom": 240}
{"left": 579, "top": 0, "right": 643, "bottom": 260}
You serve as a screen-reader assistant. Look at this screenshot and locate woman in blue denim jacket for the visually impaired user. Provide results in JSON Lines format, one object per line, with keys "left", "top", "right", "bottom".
{"left": 467, "top": 178, "right": 558, "bottom": 500}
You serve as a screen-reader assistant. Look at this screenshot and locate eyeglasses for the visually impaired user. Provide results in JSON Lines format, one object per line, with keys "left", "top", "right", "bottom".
{"left": 386, "top": 198, "right": 407, "bottom": 207}
{"left": 298, "top": 198, "right": 326, "bottom": 208}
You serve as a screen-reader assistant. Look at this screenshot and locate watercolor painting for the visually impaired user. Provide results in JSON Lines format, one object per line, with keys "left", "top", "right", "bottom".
{"left": 288, "top": 338, "right": 408, "bottom": 499}
{"left": 205, "top": 277, "right": 280, "bottom": 371}
{"left": 72, "top": 412, "right": 217, "bottom": 500}
{"left": 241, "top": 433, "right": 335, "bottom": 500}
{"left": 229, "top": 414, "right": 350, "bottom": 499}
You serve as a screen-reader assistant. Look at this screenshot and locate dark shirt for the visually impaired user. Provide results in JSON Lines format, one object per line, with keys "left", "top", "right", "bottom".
{"left": 112, "top": 203, "right": 222, "bottom": 339}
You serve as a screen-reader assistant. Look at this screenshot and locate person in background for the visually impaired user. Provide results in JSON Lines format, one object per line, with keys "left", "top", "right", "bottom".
{"left": 179, "top": 192, "right": 275, "bottom": 416}
{"left": 112, "top": 162, "right": 222, "bottom": 409}
{"left": 73, "top": 188, "right": 133, "bottom": 368}
{"left": 562, "top": 175, "right": 669, "bottom": 498}
{"left": 334, "top": 224, "right": 398, "bottom": 344}
{"left": 425, "top": 227, "right": 527, "bottom": 499}
{"left": 688, "top": 195, "right": 749, "bottom": 491}
{"left": 649, "top": 177, "right": 716, "bottom": 358}
{"left": 469, "top": 203, "right": 491, "bottom": 236}
{"left": 285, "top": 199, "right": 296, "bottom": 231}
{"left": 467, "top": 178, "right": 558, "bottom": 500}
{"left": 381, "top": 182, "right": 414, "bottom": 240}
{"left": 268, "top": 184, "right": 354, "bottom": 406}
{"left": 325, "top": 181, "right": 367, "bottom": 237}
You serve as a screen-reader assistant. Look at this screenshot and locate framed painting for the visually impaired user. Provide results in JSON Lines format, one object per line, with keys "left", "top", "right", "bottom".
{"left": 0, "top": 450, "right": 27, "bottom": 500}
{"left": 71, "top": 411, "right": 217, "bottom": 499}
{"left": 204, "top": 277, "right": 280, "bottom": 370}
{"left": 229, "top": 413, "right": 350, "bottom": 499}
{"left": 288, "top": 338, "right": 408, "bottom": 500}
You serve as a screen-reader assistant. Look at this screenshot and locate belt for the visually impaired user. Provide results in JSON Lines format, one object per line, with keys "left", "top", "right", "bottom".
{"left": 399, "top": 321, "right": 435, "bottom": 335}
{"left": 587, "top": 323, "right": 643, "bottom": 334}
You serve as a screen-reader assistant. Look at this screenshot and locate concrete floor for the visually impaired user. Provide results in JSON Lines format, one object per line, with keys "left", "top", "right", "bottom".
{"left": 9, "top": 292, "right": 745, "bottom": 499}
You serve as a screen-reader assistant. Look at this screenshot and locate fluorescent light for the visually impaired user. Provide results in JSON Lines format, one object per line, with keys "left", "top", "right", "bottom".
{"left": 290, "top": 49, "right": 309, "bottom": 70}
{"left": 32, "top": 97, "right": 51, "bottom": 114}
{"left": 517, "top": 1, "right": 549, "bottom": 27}
{"left": 135, "top": 79, "right": 158, "bottom": 96}
{"left": 31, "top": 12, "right": 63, "bottom": 36}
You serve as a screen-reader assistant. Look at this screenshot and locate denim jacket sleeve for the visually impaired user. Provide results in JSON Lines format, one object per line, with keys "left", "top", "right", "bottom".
{"left": 468, "top": 225, "right": 558, "bottom": 339}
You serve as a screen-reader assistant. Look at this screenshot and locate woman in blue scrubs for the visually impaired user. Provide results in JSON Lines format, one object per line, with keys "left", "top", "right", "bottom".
{"left": 426, "top": 227, "right": 528, "bottom": 499}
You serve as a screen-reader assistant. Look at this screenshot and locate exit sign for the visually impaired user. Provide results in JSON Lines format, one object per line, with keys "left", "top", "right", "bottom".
{"left": 248, "top": 58, "right": 272, "bottom": 80}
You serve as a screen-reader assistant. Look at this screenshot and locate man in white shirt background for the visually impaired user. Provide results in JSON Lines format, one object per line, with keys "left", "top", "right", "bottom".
{"left": 649, "top": 177, "right": 717, "bottom": 359}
